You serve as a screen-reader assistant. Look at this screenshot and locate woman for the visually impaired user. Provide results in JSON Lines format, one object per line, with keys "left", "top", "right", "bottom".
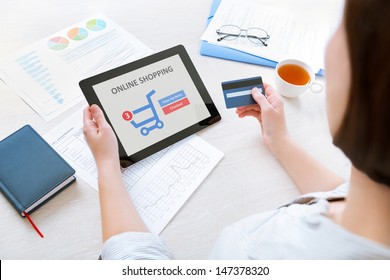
{"left": 83, "top": 0, "right": 390, "bottom": 259}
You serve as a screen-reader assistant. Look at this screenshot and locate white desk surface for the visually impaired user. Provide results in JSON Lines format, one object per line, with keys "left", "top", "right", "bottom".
{"left": 0, "top": 0, "right": 350, "bottom": 259}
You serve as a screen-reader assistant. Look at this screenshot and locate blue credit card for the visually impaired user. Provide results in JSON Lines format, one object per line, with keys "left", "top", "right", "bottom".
{"left": 221, "top": 76, "right": 265, "bottom": 108}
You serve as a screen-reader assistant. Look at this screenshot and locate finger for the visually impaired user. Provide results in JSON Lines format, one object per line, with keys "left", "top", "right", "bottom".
{"left": 252, "top": 87, "right": 271, "bottom": 110}
{"left": 236, "top": 105, "right": 260, "bottom": 114}
{"left": 238, "top": 104, "right": 261, "bottom": 111}
{"left": 236, "top": 108, "right": 260, "bottom": 117}
{"left": 83, "top": 106, "right": 98, "bottom": 141}
{"left": 238, "top": 110, "right": 260, "bottom": 118}
{"left": 265, "top": 87, "right": 284, "bottom": 111}
{"left": 264, "top": 83, "right": 276, "bottom": 97}
{"left": 236, "top": 104, "right": 259, "bottom": 110}
{"left": 90, "top": 104, "right": 109, "bottom": 128}
{"left": 83, "top": 106, "right": 97, "bottom": 131}
{"left": 83, "top": 105, "right": 91, "bottom": 123}
{"left": 269, "top": 92, "right": 282, "bottom": 105}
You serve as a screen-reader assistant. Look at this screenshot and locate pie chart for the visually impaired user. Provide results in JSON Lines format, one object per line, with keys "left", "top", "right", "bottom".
{"left": 67, "top": 27, "right": 88, "bottom": 41}
{"left": 47, "top": 37, "right": 69, "bottom": 51}
{"left": 86, "top": 19, "right": 107, "bottom": 31}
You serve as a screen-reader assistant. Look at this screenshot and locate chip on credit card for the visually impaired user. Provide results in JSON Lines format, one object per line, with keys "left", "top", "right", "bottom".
{"left": 221, "top": 76, "right": 265, "bottom": 108}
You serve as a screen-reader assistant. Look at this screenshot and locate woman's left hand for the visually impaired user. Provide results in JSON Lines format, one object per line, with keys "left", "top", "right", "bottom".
{"left": 83, "top": 104, "right": 119, "bottom": 167}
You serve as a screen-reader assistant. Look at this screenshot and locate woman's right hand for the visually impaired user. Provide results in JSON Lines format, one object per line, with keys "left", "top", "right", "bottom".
{"left": 235, "top": 83, "right": 289, "bottom": 155}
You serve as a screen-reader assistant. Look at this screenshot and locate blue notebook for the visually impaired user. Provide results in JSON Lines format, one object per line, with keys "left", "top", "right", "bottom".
{"left": 200, "top": 0, "right": 325, "bottom": 76}
{"left": 0, "top": 125, "right": 75, "bottom": 216}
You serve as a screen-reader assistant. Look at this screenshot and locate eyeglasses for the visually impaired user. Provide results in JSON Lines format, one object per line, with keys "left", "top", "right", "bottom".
{"left": 216, "top": 24, "right": 270, "bottom": 46}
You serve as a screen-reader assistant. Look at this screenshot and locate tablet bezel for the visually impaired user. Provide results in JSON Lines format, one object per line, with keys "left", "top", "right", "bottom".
{"left": 79, "top": 45, "right": 221, "bottom": 167}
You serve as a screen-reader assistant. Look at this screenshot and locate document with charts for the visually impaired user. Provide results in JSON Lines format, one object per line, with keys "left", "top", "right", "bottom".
{"left": 0, "top": 14, "right": 152, "bottom": 121}
{"left": 44, "top": 107, "right": 223, "bottom": 234}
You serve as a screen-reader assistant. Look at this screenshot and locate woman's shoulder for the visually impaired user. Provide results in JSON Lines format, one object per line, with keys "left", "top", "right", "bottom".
{"left": 209, "top": 183, "right": 390, "bottom": 259}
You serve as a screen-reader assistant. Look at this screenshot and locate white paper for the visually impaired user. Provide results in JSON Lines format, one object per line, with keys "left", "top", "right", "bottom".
{"left": 0, "top": 14, "right": 152, "bottom": 121}
{"left": 202, "top": 0, "right": 342, "bottom": 71}
{"left": 44, "top": 107, "right": 223, "bottom": 234}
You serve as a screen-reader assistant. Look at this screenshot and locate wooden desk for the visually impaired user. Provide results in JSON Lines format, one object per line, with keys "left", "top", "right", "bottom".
{"left": 0, "top": 0, "right": 350, "bottom": 259}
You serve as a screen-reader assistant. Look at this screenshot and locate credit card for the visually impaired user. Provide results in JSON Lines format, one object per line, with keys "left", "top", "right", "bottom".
{"left": 221, "top": 76, "right": 265, "bottom": 108}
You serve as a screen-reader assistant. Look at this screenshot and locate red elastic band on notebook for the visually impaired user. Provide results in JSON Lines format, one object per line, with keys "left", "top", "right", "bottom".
{"left": 23, "top": 211, "right": 44, "bottom": 238}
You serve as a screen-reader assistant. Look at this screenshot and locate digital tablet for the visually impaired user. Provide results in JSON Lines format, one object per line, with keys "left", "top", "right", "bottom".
{"left": 79, "top": 45, "right": 221, "bottom": 167}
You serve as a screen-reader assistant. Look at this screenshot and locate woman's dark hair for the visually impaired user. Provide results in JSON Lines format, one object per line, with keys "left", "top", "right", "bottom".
{"left": 333, "top": 0, "right": 390, "bottom": 186}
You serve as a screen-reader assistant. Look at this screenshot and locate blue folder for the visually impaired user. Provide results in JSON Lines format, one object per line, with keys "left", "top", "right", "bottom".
{"left": 200, "top": 0, "right": 325, "bottom": 76}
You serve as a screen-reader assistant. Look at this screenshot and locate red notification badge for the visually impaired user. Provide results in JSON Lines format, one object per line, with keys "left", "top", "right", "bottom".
{"left": 122, "top": 111, "right": 133, "bottom": 121}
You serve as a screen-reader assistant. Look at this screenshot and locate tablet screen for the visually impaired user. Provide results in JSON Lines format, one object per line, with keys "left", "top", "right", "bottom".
{"left": 92, "top": 54, "right": 211, "bottom": 157}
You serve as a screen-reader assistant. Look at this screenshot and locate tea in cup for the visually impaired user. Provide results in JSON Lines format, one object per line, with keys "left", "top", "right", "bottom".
{"left": 275, "top": 59, "right": 322, "bottom": 98}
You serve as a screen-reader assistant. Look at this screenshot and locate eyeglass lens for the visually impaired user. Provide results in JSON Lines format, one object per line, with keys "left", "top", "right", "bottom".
{"left": 217, "top": 25, "right": 242, "bottom": 41}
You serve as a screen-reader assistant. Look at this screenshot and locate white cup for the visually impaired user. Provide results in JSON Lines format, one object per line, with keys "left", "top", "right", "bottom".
{"left": 275, "top": 59, "right": 322, "bottom": 98}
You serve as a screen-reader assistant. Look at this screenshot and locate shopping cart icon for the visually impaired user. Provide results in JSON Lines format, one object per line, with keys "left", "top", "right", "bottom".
{"left": 129, "top": 89, "right": 164, "bottom": 136}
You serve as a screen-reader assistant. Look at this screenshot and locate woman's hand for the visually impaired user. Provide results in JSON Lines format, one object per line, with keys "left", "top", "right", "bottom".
{"left": 83, "top": 104, "right": 119, "bottom": 168}
{"left": 84, "top": 105, "right": 149, "bottom": 240}
{"left": 235, "top": 83, "right": 289, "bottom": 155}
{"left": 236, "top": 83, "right": 344, "bottom": 193}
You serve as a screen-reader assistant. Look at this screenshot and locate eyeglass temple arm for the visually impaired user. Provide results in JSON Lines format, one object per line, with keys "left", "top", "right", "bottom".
{"left": 216, "top": 30, "right": 235, "bottom": 41}
{"left": 217, "top": 32, "right": 249, "bottom": 42}
{"left": 217, "top": 34, "right": 231, "bottom": 41}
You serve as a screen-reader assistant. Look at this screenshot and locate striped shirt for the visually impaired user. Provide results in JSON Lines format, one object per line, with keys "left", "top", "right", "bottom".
{"left": 101, "top": 183, "right": 390, "bottom": 259}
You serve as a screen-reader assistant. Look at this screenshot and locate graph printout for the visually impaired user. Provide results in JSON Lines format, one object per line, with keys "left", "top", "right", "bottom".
{"left": 0, "top": 14, "right": 152, "bottom": 121}
{"left": 44, "top": 107, "right": 223, "bottom": 234}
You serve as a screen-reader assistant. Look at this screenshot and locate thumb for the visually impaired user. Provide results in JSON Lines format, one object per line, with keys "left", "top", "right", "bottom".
{"left": 252, "top": 87, "right": 270, "bottom": 110}
{"left": 91, "top": 104, "right": 109, "bottom": 128}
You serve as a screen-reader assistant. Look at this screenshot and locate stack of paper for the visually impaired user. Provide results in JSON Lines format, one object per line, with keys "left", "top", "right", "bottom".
{"left": 201, "top": 0, "right": 344, "bottom": 74}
